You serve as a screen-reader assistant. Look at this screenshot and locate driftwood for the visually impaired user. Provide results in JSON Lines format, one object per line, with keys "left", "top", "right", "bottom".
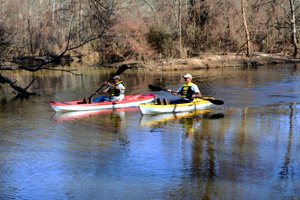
{"left": 0, "top": 53, "right": 82, "bottom": 98}
{"left": 0, "top": 73, "right": 38, "bottom": 98}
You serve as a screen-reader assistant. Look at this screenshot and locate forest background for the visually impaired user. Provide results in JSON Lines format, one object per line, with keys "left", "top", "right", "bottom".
{"left": 1, "top": 0, "right": 300, "bottom": 97}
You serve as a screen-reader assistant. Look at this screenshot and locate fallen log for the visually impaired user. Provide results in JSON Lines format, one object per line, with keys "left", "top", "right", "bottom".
{"left": 0, "top": 73, "right": 38, "bottom": 98}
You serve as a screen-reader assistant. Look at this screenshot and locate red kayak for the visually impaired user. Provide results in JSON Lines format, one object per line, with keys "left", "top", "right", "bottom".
{"left": 50, "top": 94, "right": 156, "bottom": 112}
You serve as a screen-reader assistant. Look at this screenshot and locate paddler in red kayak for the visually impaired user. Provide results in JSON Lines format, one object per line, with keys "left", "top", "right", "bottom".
{"left": 92, "top": 75, "right": 126, "bottom": 103}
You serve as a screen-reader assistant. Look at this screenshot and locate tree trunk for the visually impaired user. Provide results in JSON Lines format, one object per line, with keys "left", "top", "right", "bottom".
{"left": 241, "top": 0, "right": 251, "bottom": 57}
{"left": 289, "top": 0, "right": 298, "bottom": 58}
{"left": 178, "top": 0, "right": 183, "bottom": 58}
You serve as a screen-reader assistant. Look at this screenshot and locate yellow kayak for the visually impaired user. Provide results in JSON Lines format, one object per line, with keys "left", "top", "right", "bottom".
{"left": 139, "top": 98, "right": 215, "bottom": 115}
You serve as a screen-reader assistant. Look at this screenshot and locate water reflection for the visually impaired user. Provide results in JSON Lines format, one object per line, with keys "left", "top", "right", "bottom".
{"left": 52, "top": 108, "right": 139, "bottom": 123}
{"left": 1, "top": 65, "right": 300, "bottom": 199}
{"left": 273, "top": 103, "right": 297, "bottom": 196}
{"left": 279, "top": 103, "right": 295, "bottom": 180}
{"left": 160, "top": 104, "right": 300, "bottom": 199}
{"left": 140, "top": 109, "right": 224, "bottom": 199}
{"left": 139, "top": 110, "right": 224, "bottom": 128}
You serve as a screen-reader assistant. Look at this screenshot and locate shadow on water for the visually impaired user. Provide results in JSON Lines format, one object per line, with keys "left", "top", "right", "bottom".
{"left": 203, "top": 112, "right": 225, "bottom": 119}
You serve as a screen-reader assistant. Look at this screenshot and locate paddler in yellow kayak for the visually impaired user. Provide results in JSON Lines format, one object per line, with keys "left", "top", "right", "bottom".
{"left": 166, "top": 73, "right": 202, "bottom": 104}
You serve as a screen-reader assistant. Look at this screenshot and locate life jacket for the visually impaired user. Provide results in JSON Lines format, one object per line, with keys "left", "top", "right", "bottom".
{"left": 180, "top": 82, "right": 194, "bottom": 100}
{"left": 109, "top": 81, "right": 125, "bottom": 97}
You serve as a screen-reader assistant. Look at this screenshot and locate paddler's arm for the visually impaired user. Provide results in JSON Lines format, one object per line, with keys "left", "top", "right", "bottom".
{"left": 167, "top": 89, "right": 178, "bottom": 95}
{"left": 191, "top": 84, "right": 202, "bottom": 98}
{"left": 94, "top": 81, "right": 111, "bottom": 94}
{"left": 192, "top": 92, "right": 202, "bottom": 98}
{"left": 167, "top": 86, "right": 181, "bottom": 96}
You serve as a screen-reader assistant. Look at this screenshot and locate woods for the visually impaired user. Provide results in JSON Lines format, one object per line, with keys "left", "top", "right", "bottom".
{"left": 1, "top": 0, "right": 300, "bottom": 97}
{"left": 1, "top": 0, "right": 300, "bottom": 64}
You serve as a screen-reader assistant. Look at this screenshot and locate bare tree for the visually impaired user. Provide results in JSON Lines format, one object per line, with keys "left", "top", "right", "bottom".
{"left": 266, "top": 0, "right": 300, "bottom": 57}
{"left": 241, "top": 0, "right": 251, "bottom": 56}
{"left": 0, "top": 0, "right": 118, "bottom": 98}
{"left": 288, "top": 0, "right": 298, "bottom": 58}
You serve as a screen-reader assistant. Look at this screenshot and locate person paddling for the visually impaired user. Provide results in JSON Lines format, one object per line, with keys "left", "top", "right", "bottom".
{"left": 167, "top": 73, "right": 201, "bottom": 104}
{"left": 92, "top": 75, "right": 126, "bottom": 103}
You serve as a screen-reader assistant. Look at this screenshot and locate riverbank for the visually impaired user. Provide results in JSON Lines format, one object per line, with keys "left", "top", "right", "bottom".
{"left": 1, "top": 52, "right": 300, "bottom": 71}
{"left": 117, "top": 53, "right": 300, "bottom": 71}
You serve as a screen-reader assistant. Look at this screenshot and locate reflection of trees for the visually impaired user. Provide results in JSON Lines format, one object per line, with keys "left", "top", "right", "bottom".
{"left": 168, "top": 114, "right": 223, "bottom": 199}
{"left": 278, "top": 103, "right": 295, "bottom": 187}
{"left": 236, "top": 107, "right": 247, "bottom": 166}
{"left": 191, "top": 119, "right": 216, "bottom": 178}
{"left": 166, "top": 107, "right": 265, "bottom": 199}
{"left": 110, "top": 111, "right": 129, "bottom": 146}
{"left": 191, "top": 119, "right": 216, "bottom": 199}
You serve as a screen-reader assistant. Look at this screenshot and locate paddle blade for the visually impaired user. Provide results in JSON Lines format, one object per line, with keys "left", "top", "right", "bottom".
{"left": 148, "top": 84, "right": 164, "bottom": 91}
{"left": 207, "top": 98, "right": 224, "bottom": 105}
{"left": 114, "top": 64, "right": 129, "bottom": 76}
{"left": 77, "top": 98, "right": 87, "bottom": 104}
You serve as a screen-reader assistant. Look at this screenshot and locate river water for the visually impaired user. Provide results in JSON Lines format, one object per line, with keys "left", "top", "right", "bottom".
{"left": 0, "top": 64, "right": 300, "bottom": 200}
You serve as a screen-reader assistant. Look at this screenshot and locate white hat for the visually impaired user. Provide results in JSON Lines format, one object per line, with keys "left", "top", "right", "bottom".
{"left": 183, "top": 73, "right": 192, "bottom": 79}
{"left": 113, "top": 75, "right": 120, "bottom": 80}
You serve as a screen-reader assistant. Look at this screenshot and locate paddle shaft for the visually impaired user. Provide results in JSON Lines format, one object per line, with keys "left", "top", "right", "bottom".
{"left": 86, "top": 64, "right": 129, "bottom": 102}
{"left": 87, "top": 82, "right": 107, "bottom": 100}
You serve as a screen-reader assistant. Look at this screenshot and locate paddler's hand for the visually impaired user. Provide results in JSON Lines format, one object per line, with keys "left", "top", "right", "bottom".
{"left": 168, "top": 89, "right": 178, "bottom": 95}
{"left": 192, "top": 93, "right": 201, "bottom": 98}
{"left": 104, "top": 81, "right": 111, "bottom": 86}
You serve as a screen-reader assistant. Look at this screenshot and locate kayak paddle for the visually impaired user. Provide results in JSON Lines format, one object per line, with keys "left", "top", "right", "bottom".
{"left": 80, "top": 64, "right": 130, "bottom": 104}
{"left": 148, "top": 84, "right": 224, "bottom": 105}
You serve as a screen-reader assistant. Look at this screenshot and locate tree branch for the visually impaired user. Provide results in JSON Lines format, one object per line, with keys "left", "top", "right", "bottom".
{"left": 0, "top": 73, "right": 38, "bottom": 98}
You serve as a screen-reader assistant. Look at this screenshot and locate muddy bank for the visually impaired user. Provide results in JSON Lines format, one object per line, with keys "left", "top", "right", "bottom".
{"left": 119, "top": 53, "right": 300, "bottom": 71}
